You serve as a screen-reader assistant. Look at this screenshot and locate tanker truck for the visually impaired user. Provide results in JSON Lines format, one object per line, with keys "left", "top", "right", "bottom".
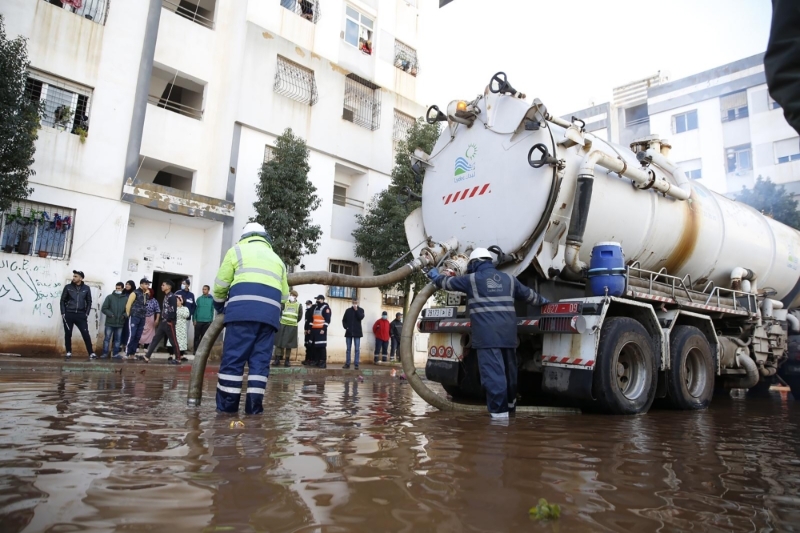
{"left": 405, "top": 72, "right": 800, "bottom": 415}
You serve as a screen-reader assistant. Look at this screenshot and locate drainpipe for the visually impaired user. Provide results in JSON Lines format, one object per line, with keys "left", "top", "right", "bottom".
{"left": 122, "top": 0, "right": 162, "bottom": 190}
{"left": 644, "top": 149, "right": 691, "bottom": 192}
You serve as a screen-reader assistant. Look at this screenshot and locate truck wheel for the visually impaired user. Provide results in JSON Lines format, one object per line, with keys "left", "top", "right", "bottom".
{"left": 666, "top": 326, "right": 714, "bottom": 410}
{"left": 593, "top": 317, "right": 657, "bottom": 415}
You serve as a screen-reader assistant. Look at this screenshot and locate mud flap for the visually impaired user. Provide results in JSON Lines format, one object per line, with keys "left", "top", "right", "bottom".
{"left": 426, "top": 359, "right": 459, "bottom": 386}
{"left": 542, "top": 366, "right": 594, "bottom": 401}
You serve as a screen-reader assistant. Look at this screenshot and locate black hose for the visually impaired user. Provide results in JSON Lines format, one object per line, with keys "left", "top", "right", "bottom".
{"left": 566, "top": 176, "right": 593, "bottom": 245}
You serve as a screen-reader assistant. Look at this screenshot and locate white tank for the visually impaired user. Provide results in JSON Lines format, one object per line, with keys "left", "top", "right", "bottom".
{"left": 419, "top": 93, "right": 800, "bottom": 307}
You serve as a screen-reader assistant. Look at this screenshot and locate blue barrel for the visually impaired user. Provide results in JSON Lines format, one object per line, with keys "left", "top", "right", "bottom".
{"left": 588, "top": 242, "right": 626, "bottom": 297}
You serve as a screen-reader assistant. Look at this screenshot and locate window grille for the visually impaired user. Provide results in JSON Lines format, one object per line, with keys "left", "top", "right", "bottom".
{"left": 394, "top": 40, "right": 419, "bottom": 77}
{"left": 280, "top": 0, "right": 321, "bottom": 24}
{"left": 343, "top": 74, "right": 381, "bottom": 131}
{"left": 0, "top": 200, "right": 76, "bottom": 260}
{"left": 43, "top": 0, "right": 109, "bottom": 25}
{"left": 329, "top": 260, "right": 359, "bottom": 299}
{"left": 162, "top": 0, "right": 215, "bottom": 29}
{"left": 264, "top": 145, "right": 275, "bottom": 164}
{"left": 344, "top": 5, "right": 374, "bottom": 55}
{"left": 393, "top": 110, "right": 415, "bottom": 142}
{"left": 274, "top": 56, "right": 318, "bottom": 106}
{"left": 25, "top": 69, "right": 92, "bottom": 136}
{"left": 726, "top": 144, "right": 752, "bottom": 174}
{"left": 720, "top": 90, "right": 748, "bottom": 122}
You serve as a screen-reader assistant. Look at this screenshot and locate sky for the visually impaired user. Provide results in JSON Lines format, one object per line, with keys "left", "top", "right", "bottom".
{"left": 416, "top": 0, "right": 773, "bottom": 114}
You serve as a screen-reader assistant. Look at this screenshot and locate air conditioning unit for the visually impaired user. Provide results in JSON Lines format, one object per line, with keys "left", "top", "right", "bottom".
{"left": 343, "top": 108, "right": 354, "bottom": 122}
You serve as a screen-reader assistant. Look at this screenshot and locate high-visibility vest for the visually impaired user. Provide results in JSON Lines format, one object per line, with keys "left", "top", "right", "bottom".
{"left": 280, "top": 301, "right": 301, "bottom": 327}
{"left": 312, "top": 304, "right": 329, "bottom": 329}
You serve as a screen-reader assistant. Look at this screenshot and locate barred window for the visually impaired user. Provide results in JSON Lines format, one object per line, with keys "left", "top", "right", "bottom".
{"left": 264, "top": 145, "right": 275, "bottom": 164}
{"left": 280, "top": 0, "right": 320, "bottom": 24}
{"left": 274, "top": 56, "right": 318, "bottom": 106}
{"left": 343, "top": 74, "right": 381, "bottom": 131}
{"left": 720, "top": 90, "right": 748, "bottom": 122}
{"left": 25, "top": 69, "right": 92, "bottom": 136}
{"left": 329, "top": 260, "right": 359, "bottom": 299}
{"left": 1, "top": 200, "right": 76, "bottom": 260}
{"left": 394, "top": 40, "right": 418, "bottom": 77}
{"left": 43, "top": 0, "right": 109, "bottom": 25}
{"left": 393, "top": 110, "right": 415, "bottom": 142}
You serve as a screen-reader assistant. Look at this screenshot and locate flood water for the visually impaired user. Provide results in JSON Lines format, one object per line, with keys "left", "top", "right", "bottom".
{"left": 1, "top": 363, "right": 799, "bottom": 532}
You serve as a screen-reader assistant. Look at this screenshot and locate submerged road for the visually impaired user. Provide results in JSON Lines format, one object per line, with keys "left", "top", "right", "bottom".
{"left": 0, "top": 358, "right": 799, "bottom": 532}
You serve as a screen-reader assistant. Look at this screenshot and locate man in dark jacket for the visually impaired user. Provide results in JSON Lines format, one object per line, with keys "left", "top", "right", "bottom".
{"left": 101, "top": 282, "right": 128, "bottom": 360}
{"left": 765, "top": 0, "right": 800, "bottom": 135}
{"left": 341, "top": 298, "right": 365, "bottom": 369}
{"left": 60, "top": 270, "right": 96, "bottom": 359}
{"left": 302, "top": 300, "right": 313, "bottom": 365}
{"left": 125, "top": 278, "right": 150, "bottom": 358}
{"left": 428, "top": 248, "right": 549, "bottom": 418}
{"left": 142, "top": 280, "right": 182, "bottom": 363}
{"left": 389, "top": 312, "right": 403, "bottom": 362}
{"left": 306, "top": 294, "right": 332, "bottom": 368}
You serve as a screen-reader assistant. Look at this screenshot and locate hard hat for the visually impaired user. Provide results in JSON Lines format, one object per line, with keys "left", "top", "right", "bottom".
{"left": 469, "top": 248, "right": 493, "bottom": 262}
{"left": 241, "top": 222, "right": 272, "bottom": 243}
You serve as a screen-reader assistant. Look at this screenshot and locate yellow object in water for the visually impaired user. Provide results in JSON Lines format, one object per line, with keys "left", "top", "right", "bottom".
{"left": 529, "top": 498, "right": 561, "bottom": 520}
{"left": 230, "top": 420, "right": 245, "bottom": 429}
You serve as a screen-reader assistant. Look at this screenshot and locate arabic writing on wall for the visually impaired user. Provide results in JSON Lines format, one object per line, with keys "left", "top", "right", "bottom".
{"left": 0, "top": 259, "right": 62, "bottom": 318}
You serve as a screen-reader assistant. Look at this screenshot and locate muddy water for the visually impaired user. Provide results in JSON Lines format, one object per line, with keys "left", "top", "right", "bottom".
{"left": 1, "top": 365, "right": 799, "bottom": 532}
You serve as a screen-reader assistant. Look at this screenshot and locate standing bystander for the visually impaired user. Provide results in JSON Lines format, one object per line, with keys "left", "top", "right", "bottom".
{"left": 194, "top": 285, "right": 215, "bottom": 351}
{"left": 272, "top": 289, "right": 302, "bottom": 367}
{"left": 142, "top": 280, "right": 182, "bottom": 364}
{"left": 372, "top": 312, "right": 391, "bottom": 363}
{"left": 341, "top": 298, "right": 365, "bottom": 369}
{"left": 60, "top": 270, "right": 96, "bottom": 359}
{"left": 307, "top": 295, "right": 332, "bottom": 368}
{"left": 125, "top": 278, "right": 150, "bottom": 358}
{"left": 139, "top": 288, "right": 160, "bottom": 352}
{"left": 302, "top": 300, "right": 313, "bottom": 365}
{"left": 100, "top": 282, "right": 128, "bottom": 360}
{"left": 390, "top": 312, "right": 403, "bottom": 362}
{"left": 176, "top": 279, "right": 196, "bottom": 352}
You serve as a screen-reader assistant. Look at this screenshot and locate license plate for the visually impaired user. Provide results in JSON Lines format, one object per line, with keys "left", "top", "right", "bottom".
{"left": 423, "top": 307, "right": 455, "bottom": 318}
{"left": 542, "top": 302, "right": 580, "bottom": 315}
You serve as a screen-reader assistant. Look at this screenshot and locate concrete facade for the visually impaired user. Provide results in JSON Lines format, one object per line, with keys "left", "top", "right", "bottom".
{"left": 564, "top": 54, "right": 800, "bottom": 197}
{"left": 0, "top": 0, "right": 427, "bottom": 361}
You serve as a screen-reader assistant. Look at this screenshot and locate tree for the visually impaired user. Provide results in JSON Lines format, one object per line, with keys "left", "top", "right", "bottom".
{"left": 736, "top": 176, "right": 800, "bottom": 229}
{"left": 353, "top": 119, "right": 440, "bottom": 314}
{"left": 0, "top": 15, "right": 40, "bottom": 213}
{"left": 251, "top": 128, "right": 322, "bottom": 267}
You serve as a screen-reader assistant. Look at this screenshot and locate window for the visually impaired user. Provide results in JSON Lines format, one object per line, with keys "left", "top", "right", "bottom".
{"left": 394, "top": 40, "right": 419, "bottom": 77}
{"left": 329, "top": 260, "right": 359, "bottom": 299}
{"left": 344, "top": 5, "right": 374, "bottom": 55}
{"left": 263, "top": 145, "right": 275, "bottom": 164}
{"left": 673, "top": 109, "right": 698, "bottom": 134}
{"left": 726, "top": 144, "right": 752, "bottom": 174}
{"left": 678, "top": 159, "right": 702, "bottom": 180}
{"left": 1, "top": 201, "right": 76, "bottom": 260}
{"left": 162, "top": 0, "right": 216, "bottom": 29}
{"left": 720, "top": 90, "right": 748, "bottom": 122}
{"left": 769, "top": 94, "right": 781, "bottom": 111}
{"left": 393, "top": 110, "right": 415, "bottom": 142}
{"left": 25, "top": 69, "right": 92, "bottom": 136}
{"left": 44, "top": 0, "right": 109, "bottom": 25}
{"left": 382, "top": 288, "right": 404, "bottom": 308}
{"left": 775, "top": 138, "right": 800, "bottom": 164}
{"left": 273, "top": 56, "right": 318, "bottom": 106}
{"left": 343, "top": 74, "right": 381, "bottom": 130}
{"left": 625, "top": 103, "right": 649, "bottom": 127}
{"left": 281, "top": 0, "right": 320, "bottom": 23}
{"left": 332, "top": 184, "right": 364, "bottom": 208}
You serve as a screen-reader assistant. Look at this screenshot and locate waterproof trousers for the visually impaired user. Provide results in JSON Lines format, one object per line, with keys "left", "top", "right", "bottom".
{"left": 477, "top": 348, "right": 518, "bottom": 418}
{"left": 309, "top": 328, "right": 327, "bottom": 366}
{"left": 63, "top": 312, "right": 93, "bottom": 355}
{"left": 216, "top": 321, "right": 275, "bottom": 414}
{"left": 126, "top": 315, "right": 145, "bottom": 355}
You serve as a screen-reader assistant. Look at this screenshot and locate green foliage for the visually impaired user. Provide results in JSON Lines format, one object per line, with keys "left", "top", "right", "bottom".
{"left": 529, "top": 498, "right": 561, "bottom": 521}
{"left": 736, "top": 176, "right": 800, "bottom": 230}
{"left": 353, "top": 119, "right": 440, "bottom": 313}
{"left": 0, "top": 15, "right": 41, "bottom": 213}
{"left": 251, "top": 128, "right": 322, "bottom": 267}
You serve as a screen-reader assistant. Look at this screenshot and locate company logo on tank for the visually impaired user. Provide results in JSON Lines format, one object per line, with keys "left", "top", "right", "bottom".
{"left": 454, "top": 144, "right": 478, "bottom": 183}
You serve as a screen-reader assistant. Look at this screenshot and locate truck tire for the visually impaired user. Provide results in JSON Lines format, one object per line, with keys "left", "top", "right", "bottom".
{"left": 666, "top": 326, "right": 714, "bottom": 410}
{"left": 593, "top": 317, "right": 657, "bottom": 415}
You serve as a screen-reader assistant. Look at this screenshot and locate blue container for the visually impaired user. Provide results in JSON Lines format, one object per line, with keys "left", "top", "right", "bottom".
{"left": 588, "top": 242, "right": 626, "bottom": 297}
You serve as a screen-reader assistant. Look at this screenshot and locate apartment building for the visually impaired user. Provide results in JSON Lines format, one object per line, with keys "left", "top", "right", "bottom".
{"left": 0, "top": 0, "right": 425, "bottom": 359}
{"left": 564, "top": 54, "right": 800, "bottom": 197}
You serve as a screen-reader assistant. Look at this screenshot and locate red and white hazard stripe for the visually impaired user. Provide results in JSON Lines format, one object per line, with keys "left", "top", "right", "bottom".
{"left": 542, "top": 356, "right": 595, "bottom": 367}
{"left": 630, "top": 290, "right": 751, "bottom": 316}
{"left": 443, "top": 183, "right": 491, "bottom": 205}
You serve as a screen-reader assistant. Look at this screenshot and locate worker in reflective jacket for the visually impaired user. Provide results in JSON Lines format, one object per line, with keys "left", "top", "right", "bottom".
{"left": 305, "top": 294, "right": 332, "bottom": 368}
{"left": 212, "top": 222, "right": 289, "bottom": 415}
{"left": 427, "top": 248, "right": 549, "bottom": 418}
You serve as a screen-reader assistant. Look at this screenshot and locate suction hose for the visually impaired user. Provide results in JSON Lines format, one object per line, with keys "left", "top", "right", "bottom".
{"left": 399, "top": 283, "right": 579, "bottom": 414}
{"left": 725, "top": 353, "right": 760, "bottom": 390}
{"left": 188, "top": 258, "right": 430, "bottom": 406}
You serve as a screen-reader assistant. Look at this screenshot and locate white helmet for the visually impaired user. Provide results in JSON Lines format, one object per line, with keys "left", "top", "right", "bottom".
{"left": 241, "top": 222, "right": 271, "bottom": 243}
{"left": 469, "top": 248, "right": 493, "bottom": 262}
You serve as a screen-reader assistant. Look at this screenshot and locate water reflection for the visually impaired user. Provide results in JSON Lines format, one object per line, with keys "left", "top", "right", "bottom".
{"left": 0, "top": 366, "right": 799, "bottom": 532}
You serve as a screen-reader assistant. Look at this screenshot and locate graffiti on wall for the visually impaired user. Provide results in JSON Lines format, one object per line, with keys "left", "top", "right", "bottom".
{"left": 0, "top": 258, "right": 62, "bottom": 317}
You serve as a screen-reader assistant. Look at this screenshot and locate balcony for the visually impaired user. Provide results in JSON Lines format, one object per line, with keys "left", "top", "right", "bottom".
{"left": 43, "top": 0, "right": 109, "bottom": 25}
{"left": 147, "top": 66, "right": 205, "bottom": 120}
{"left": 161, "top": 0, "right": 216, "bottom": 29}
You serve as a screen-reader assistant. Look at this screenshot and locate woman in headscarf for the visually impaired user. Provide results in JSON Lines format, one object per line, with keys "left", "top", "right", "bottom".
{"left": 139, "top": 287, "right": 160, "bottom": 353}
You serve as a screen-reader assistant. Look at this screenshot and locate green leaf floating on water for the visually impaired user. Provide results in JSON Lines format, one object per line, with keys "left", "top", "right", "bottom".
{"left": 529, "top": 498, "right": 561, "bottom": 520}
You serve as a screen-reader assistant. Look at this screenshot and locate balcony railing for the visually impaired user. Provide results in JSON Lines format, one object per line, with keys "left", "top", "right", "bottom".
{"left": 147, "top": 94, "right": 203, "bottom": 120}
{"left": 162, "top": 0, "right": 215, "bottom": 29}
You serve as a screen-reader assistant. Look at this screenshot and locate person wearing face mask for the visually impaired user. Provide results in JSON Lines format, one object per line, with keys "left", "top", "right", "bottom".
{"left": 100, "top": 282, "right": 129, "bottom": 360}
{"left": 341, "top": 298, "right": 365, "bottom": 369}
{"left": 427, "top": 248, "right": 549, "bottom": 418}
{"left": 272, "top": 289, "right": 302, "bottom": 367}
{"left": 305, "top": 294, "right": 332, "bottom": 368}
{"left": 302, "top": 300, "right": 313, "bottom": 365}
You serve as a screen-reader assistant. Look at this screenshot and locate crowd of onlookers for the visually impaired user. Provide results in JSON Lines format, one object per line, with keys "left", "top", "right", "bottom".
{"left": 62, "top": 270, "right": 403, "bottom": 366}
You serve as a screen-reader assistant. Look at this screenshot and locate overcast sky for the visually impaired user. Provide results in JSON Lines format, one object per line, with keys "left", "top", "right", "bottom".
{"left": 416, "top": 0, "right": 773, "bottom": 114}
